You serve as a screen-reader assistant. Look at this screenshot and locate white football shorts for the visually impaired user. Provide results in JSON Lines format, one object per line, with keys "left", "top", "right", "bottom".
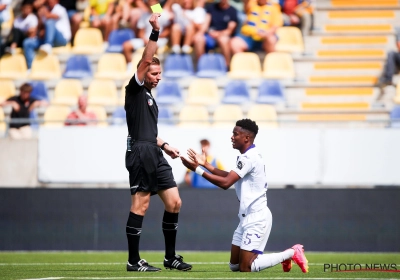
{"left": 232, "top": 207, "right": 272, "bottom": 253}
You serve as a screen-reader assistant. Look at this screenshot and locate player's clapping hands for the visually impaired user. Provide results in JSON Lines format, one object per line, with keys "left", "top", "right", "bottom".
{"left": 187, "top": 148, "right": 206, "bottom": 166}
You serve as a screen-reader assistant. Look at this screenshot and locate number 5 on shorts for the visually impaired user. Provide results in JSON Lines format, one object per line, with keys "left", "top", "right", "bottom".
{"left": 243, "top": 233, "right": 252, "bottom": 245}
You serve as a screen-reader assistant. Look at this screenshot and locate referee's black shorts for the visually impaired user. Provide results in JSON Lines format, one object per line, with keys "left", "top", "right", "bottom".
{"left": 125, "top": 141, "right": 177, "bottom": 195}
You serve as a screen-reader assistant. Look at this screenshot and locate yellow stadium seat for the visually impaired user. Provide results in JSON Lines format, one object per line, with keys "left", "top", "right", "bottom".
{"left": 73, "top": 28, "right": 104, "bottom": 54}
{"left": 0, "top": 54, "right": 28, "bottom": 79}
{"left": 1, "top": 8, "right": 13, "bottom": 30}
{"left": 43, "top": 105, "right": 71, "bottom": 127}
{"left": 79, "top": 5, "right": 91, "bottom": 28}
{"left": 228, "top": 52, "right": 262, "bottom": 79}
{"left": 178, "top": 105, "right": 210, "bottom": 127}
{"left": 87, "top": 105, "right": 108, "bottom": 127}
{"left": 247, "top": 105, "right": 278, "bottom": 128}
{"left": 275, "top": 27, "right": 304, "bottom": 53}
{"left": 212, "top": 105, "right": 243, "bottom": 127}
{"left": 53, "top": 43, "right": 72, "bottom": 54}
{"left": 0, "top": 80, "right": 16, "bottom": 103}
{"left": 393, "top": 84, "right": 400, "bottom": 104}
{"left": 119, "top": 80, "right": 130, "bottom": 105}
{"left": 95, "top": 53, "right": 127, "bottom": 80}
{"left": 263, "top": 52, "right": 295, "bottom": 79}
{"left": 29, "top": 54, "right": 61, "bottom": 80}
{"left": 186, "top": 79, "right": 219, "bottom": 105}
{"left": 87, "top": 79, "right": 118, "bottom": 106}
{"left": 52, "top": 79, "right": 83, "bottom": 106}
{"left": 0, "top": 107, "right": 6, "bottom": 132}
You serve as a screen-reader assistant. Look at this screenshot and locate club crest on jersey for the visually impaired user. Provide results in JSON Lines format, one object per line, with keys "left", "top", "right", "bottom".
{"left": 237, "top": 161, "right": 244, "bottom": 170}
{"left": 148, "top": 98, "right": 153, "bottom": 106}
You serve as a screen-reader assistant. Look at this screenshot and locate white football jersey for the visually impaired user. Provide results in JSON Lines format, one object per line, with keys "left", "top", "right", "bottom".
{"left": 233, "top": 145, "right": 268, "bottom": 217}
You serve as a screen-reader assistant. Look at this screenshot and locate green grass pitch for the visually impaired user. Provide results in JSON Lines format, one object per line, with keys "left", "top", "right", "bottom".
{"left": 0, "top": 251, "right": 399, "bottom": 280}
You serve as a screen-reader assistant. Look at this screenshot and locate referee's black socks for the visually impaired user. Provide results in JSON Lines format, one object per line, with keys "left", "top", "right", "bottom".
{"left": 162, "top": 210, "right": 179, "bottom": 259}
{"left": 126, "top": 212, "right": 143, "bottom": 264}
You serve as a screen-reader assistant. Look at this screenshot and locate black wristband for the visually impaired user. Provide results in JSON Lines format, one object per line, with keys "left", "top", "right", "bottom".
{"left": 161, "top": 142, "right": 169, "bottom": 150}
{"left": 149, "top": 29, "right": 159, "bottom": 42}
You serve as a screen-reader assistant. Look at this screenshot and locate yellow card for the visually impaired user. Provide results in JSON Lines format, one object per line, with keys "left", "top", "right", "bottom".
{"left": 150, "top": 3, "right": 163, "bottom": 13}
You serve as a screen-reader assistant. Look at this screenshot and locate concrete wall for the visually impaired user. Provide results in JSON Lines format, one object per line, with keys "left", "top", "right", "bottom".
{"left": 1, "top": 188, "right": 399, "bottom": 252}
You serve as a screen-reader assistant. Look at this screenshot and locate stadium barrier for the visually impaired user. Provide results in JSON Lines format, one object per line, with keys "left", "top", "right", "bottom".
{"left": 0, "top": 188, "right": 399, "bottom": 252}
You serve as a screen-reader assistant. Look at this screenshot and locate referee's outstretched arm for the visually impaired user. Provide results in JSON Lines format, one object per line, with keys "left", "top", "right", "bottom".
{"left": 136, "top": 12, "right": 161, "bottom": 83}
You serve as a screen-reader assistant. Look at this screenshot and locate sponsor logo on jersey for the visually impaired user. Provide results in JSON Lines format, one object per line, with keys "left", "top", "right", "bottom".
{"left": 237, "top": 161, "right": 244, "bottom": 170}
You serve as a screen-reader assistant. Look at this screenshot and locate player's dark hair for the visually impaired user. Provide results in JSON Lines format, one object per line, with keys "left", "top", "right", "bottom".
{"left": 20, "top": 83, "right": 33, "bottom": 93}
{"left": 200, "top": 139, "right": 210, "bottom": 146}
{"left": 236, "top": 119, "right": 258, "bottom": 136}
{"left": 137, "top": 56, "right": 160, "bottom": 69}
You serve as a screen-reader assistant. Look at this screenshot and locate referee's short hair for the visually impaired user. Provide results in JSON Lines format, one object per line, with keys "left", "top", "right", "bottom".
{"left": 236, "top": 119, "right": 258, "bottom": 136}
{"left": 137, "top": 57, "right": 160, "bottom": 69}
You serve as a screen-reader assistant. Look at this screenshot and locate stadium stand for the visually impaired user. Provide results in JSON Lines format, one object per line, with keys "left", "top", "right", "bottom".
{"left": 394, "top": 84, "right": 400, "bottom": 104}
{"left": 87, "top": 80, "right": 118, "bottom": 107}
{"left": 263, "top": 52, "right": 295, "bottom": 79}
{"left": 63, "top": 55, "right": 93, "bottom": 79}
{"left": 212, "top": 105, "right": 244, "bottom": 127}
{"left": 29, "top": 54, "right": 61, "bottom": 80}
{"left": 0, "top": 80, "right": 15, "bottom": 103}
{"left": 95, "top": 53, "right": 127, "bottom": 80}
{"left": 72, "top": 28, "right": 104, "bottom": 54}
{"left": 228, "top": 52, "right": 262, "bottom": 79}
{"left": 196, "top": 53, "right": 227, "bottom": 78}
{"left": 43, "top": 105, "right": 71, "bottom": 127}
{"left": 0, "top": 107, "right": 5, "bottom": 133}
{"left": 0, "top": 54, "right": 28, "bottom": 79}
{"left": 247, "top": 104, "right": 278, "bottom": 128}
{"left": 222, "top": 80, "right": 251, "bottom": 104}
{"left": 390, "top": 106, "right": 400, "bottom": 127}
{"left": 111, "top": 107, "right": 126, "bottom": 125}
{"left": 186, "top": 79, "right": 219, "bottom": 106}
{"left": 87, "top": 105, "right": 108, "bottom": 127}
{"left": 275, "top": 26, "right": 305, "bottom": 53}
{"left": 30, "top": 82, "right": 49, "bottom": 101}
{"left": 52, "top": 80, "right": 84, "bottom": 106}
{"left": 155, "top": 81, "right": 183, "bottom": 105}
{"left": 257, "top": 80, "right": 285, "bottom": 104}
{"left": 106, "top": 29, "right": 135, "bottom": 53}
{"left": 178, "top": 105, "right": 210, "bottom": 127}
{"left": 163, "top": 54, "right": 194, "bottom": 79}
{"left": 158, "top": 107, "right": 174, "bottom": 125}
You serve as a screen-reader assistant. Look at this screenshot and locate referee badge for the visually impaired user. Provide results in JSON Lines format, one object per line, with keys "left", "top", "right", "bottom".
{"left": 148, "top": 98, "right": 153, "bottom": 106}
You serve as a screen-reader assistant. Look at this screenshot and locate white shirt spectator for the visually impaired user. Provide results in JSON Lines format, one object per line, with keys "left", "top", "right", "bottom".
{"left": 0, "top": 0, "right": 12, "bottom": 22}
{"left": 13, "top": 14, "right": 38, "bottom": 32}
{"left": 51, "top": 3, "right": 71, "bottom": 41}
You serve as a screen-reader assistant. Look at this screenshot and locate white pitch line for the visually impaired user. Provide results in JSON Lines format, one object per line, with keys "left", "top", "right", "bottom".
{"left": 1, "top": 262, "right": 326, "bottom": 266}
{"left": 19, "top": 277, "right": 400, "bottom": 280}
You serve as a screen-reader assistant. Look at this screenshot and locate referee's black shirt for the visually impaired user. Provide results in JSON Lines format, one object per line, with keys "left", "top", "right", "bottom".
{"left": 125, "top": 74, "right": 158, "bottom": 143}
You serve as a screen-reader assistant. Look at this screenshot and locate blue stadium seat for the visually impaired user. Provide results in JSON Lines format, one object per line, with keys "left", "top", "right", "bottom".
{"left": 30, "top": 81, "right": 49, "bottom": 101}
{"left": 222, "top": 80, "right": 250, "bottom": 104}
{"left": 196, "top": 53, "right": 227, "bottom": 78}
{"left": 156, "top": 81, "right": 182, "bottom": 105}
{"left": 106, "top": 29, "right": 135, "bottom": 53}
{"left": 63, "top": 55, "right": 93, "bottom": 79}
{"left": 158, "top": 107, "right": 173, "bottom": 125}
{"left": 29, "top": 109, "right": 39, "bottom": 130}
{"left": 390, "top": 106, "right": 400, "bottom": 128}
{"left": 256, "top": 80, "right": 285, "bottom": 104}
{"left": 163, "top": 54, "right": 194, "bottom": 78}
{"left": 112, "top": 106, "right": 126, "bottom": 125}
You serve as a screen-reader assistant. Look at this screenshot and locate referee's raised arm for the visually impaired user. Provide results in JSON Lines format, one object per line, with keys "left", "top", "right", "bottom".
{"left": 136, "top": 12, "right": 161, "bottom": 83}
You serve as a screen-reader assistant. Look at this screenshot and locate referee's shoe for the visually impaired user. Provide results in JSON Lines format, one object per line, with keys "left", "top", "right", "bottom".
{"left": 127, "top": 259, "right": 161, "bottom": 272}
{"left": 164, "top": 254, "right": 192, "bottom": 271}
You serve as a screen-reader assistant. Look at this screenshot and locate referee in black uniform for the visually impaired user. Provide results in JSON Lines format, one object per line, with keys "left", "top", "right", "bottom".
{"left": 124, "top": 12, "right": 192, "bottom": 272}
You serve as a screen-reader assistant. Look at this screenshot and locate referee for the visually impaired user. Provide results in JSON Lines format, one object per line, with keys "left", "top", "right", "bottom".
{"left": 124, "top": 12, "right": 192, "bottom": 272}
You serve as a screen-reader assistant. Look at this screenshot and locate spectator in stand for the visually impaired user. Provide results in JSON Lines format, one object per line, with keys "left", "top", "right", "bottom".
{"left": 0, "top": 0, "right": 38, "bottom": 57}
{"left": 184, "top": 139, "right": 224, "bottom": 188}
{"left": 23, "top": 0, "right": 71, "bottom": 69}
{"left": 89, "top": 0, "right": 115, "bottom": 41}
{"left": 65, "top": 96, "right": 98, "bottom": 126}
{"left": 59, "top": 0, "right": 83, "bottom": 43}
{"left": 379, "top": 29, "right": 400, "bottom": 88}
{"left": 122, "top": 1, "right": 172, "bottom": 70}
{"left": 279, "top": 0, "right": 313, "bottom": 35}
{"left": 0, "top": 0, "right": 12, "bottom": 28}
{"left": 112, "top": 0, "right": 146, "bottom": 35}
{"left": 230, "top": 0, "right": 283, "bottom": 55}
{"left": 170, "top": 0, "right": 206, "bottom": 54}
{"left": 193, "top": 0, "right": 238, "bottom": 67}
{"left": 1, "top": 83, "right": 47, "bottom": 139}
